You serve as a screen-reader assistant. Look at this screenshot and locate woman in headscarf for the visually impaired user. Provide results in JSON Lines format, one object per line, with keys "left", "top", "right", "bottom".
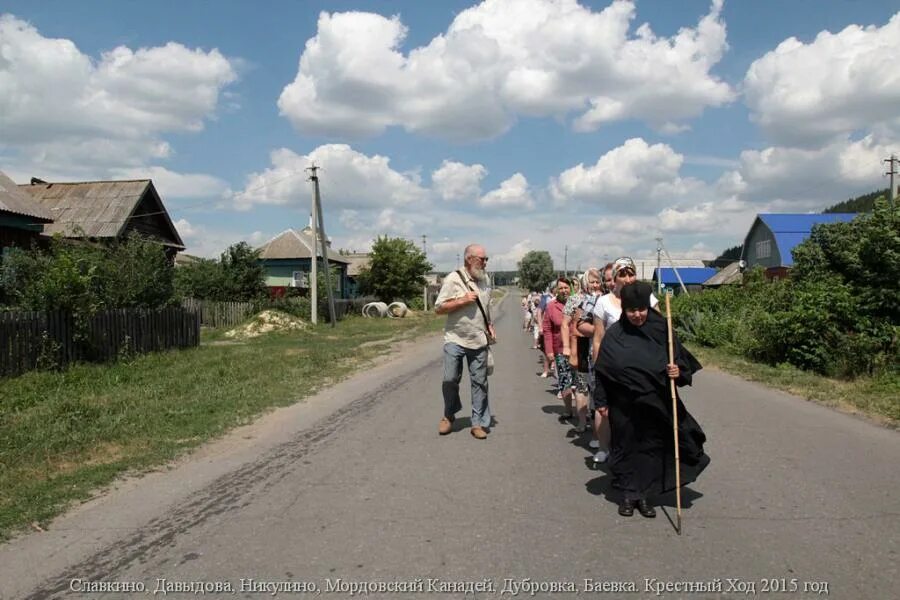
{"left": 593, "top": 282, "right": 710, "bottom": 518}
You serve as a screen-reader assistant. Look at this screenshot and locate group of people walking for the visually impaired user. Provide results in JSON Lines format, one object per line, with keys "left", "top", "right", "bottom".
{"left": 434, "top": 245, "right": 710, "bottom": 520}
{"left": 523, "top": 257, "right": 710, "bottom": 518}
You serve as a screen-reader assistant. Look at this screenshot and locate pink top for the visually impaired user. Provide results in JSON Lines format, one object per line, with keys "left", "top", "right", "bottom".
{"left": 542, "top": 299, "right": 565, "bottom": 355}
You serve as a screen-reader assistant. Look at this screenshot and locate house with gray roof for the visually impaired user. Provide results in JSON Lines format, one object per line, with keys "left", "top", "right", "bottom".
{"left": 17, "top": 178, "right": 184, "bottom": 257}
{"left": 257, "top": 227, "right": 351, "bottom": 298}
{"left": 0, "top": 170, "right": 53, "bottom": 254}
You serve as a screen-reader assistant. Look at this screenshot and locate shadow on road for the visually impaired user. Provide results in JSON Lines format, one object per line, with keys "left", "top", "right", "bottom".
{"left": 584, "top": 472, "right": 704, "bottom": 511}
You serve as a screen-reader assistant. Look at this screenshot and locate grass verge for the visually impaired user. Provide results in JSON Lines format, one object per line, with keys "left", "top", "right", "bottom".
{"left": 687, "top": 344, "right": 899, "bottom": 428}
{"left": 0, "top": 311, "right": 444, "bottom": 541}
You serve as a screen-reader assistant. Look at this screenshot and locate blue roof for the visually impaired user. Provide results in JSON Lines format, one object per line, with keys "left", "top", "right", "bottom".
{"left": 757, "top": 213, "right": 856, "bottom": 266}
{"left": 758, "top": 213, "right": 856, "bottom": 232}
{"left": 652, "top": 267, "right": 718, "bottom": 285}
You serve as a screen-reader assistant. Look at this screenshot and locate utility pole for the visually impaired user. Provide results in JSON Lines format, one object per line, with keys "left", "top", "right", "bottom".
{"left": 421, "top": 234, "right": 428, "bottom": 311}
{"left": 884, "top": 154, "right": 898, "bottom": 211}
{"left": 657, "top": 237, "right": 688, "bottom": 295}
{"left": 655, "top": 237, "right": 663, "bottom": 296}
{"left": 307, "top": 164, "right": 337, "bottom": 327}
{"left": 309, "top": 166, "right": 318, "bottom": 325}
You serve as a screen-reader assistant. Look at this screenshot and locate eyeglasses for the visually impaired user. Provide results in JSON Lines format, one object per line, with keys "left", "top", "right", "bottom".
{"left": 470, "top": 255, "right": 488, "bottom": 263}
{"left": 615, "top": 269, "right": 635, "bottom": 278}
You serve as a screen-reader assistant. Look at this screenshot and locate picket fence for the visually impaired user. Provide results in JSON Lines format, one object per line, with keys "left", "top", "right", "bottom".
{"left": 181, "top": 298, "right": 256, "bottom": 328}
{"left": 0, "top": 307, "right": 200, "bottom": 378}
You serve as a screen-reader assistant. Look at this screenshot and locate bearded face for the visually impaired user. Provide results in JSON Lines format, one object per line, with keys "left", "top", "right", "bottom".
{"left": 471, "top": 265, "right": 487, "bottom": 282}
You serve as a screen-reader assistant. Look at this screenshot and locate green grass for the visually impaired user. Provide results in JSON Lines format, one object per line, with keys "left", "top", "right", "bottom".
{"left": 687, "top": 344, "right": 899, "bottom": 427}
{"left": 0, "top": 311, "right": 445, "bottom": 540}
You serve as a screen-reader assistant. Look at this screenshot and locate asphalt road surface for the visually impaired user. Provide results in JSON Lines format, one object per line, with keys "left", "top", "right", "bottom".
{"left": 1, "top": 293, "right": 897, "bottom": 599}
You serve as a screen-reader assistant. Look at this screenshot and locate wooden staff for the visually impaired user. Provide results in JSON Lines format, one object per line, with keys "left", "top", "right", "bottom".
{"left": 665, "top": 292, "right": 683, "bottom": 535}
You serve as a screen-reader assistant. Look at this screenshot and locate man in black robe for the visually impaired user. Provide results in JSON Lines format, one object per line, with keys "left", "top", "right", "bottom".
{"left": 593, "top": 282, "right": 709, "bottom": 518}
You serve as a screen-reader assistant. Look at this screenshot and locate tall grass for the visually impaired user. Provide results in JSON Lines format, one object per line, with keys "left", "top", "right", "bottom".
{"left": 0, "top": 312, "right": 444, "bottom": 540}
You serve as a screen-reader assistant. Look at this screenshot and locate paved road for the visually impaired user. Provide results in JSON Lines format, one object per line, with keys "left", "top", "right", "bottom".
{"left": 2, "top": 293, "right": 898, "bottom": 599}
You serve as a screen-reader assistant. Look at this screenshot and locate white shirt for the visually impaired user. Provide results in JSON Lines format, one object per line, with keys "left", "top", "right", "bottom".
{"left": 434, "top": 270, "right": 492, "bottom": 349}
{"left": 592, "top": 292, "right": 659, "bottom": 328}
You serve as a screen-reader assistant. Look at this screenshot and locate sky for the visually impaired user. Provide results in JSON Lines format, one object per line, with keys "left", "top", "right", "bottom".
{"left": 1, "top": 0, "right": 899, "bottom": 272}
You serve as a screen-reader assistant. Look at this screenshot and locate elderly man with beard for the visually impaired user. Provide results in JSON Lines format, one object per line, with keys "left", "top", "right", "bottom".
{"left": 435, "top": 244, "right": 497, "bottom": 440}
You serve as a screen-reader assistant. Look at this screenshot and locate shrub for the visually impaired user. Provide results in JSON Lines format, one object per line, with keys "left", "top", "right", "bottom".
{"left": 672, "top": 199, "right": 898, "bottom": 379}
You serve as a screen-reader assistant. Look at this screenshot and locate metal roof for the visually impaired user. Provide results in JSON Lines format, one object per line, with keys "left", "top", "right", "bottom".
{"left": 17, "top": 179, "right": 184, "bottom": 249}
{"left": 653, "top": 267, "right": 719, "bottom": 285}
{"left": 0, "top": 171, "right": 53, "bottom": 221}
{"left": 257, "top": 228, "right": 351, "bottom": 263}
{"left": 702, "top": 261, "right": 743, "bottom": 286}
{"left": 753, "top": 213, "right": 857, "bottom": 266}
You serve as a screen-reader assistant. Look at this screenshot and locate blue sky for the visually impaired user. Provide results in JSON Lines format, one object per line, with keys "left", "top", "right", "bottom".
{"left": 2, "top": 0, "right": 898, "bottom": 271}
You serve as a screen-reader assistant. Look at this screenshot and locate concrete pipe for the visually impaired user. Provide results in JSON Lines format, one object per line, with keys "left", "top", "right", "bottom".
{"left": 387, "top": 302, "right": 408, "bottom": 318}
{"left": 362, "top": 302, "right": 389, "bottom": 318}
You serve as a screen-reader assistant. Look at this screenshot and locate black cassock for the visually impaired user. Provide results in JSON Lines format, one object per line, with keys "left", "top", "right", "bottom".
{"left": 594, "top": 310, "right": 710, "bottom": 498}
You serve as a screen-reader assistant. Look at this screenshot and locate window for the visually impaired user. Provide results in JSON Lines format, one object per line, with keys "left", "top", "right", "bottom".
{"left": 755, "top": 240, "right": 771, "bottom": 259}
{"left": 292, "top": 271, "right": 309, "bottom": 288}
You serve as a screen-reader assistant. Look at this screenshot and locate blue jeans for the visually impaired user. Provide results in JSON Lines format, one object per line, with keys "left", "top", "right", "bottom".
{"left": 442, "top": 343, "right": 491, "bottom": 428}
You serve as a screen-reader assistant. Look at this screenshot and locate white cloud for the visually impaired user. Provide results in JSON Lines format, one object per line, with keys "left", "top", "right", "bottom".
{"left": 0, "top": 14, "right": 237, "bottom": 176}
{"left": 658, "top": 202, "right": 726, "bottom": 233}
{"left": 431, "top": 160, "right": 487, "bottom": 202}
{"left": 493, "top": 240, "right": 533, "bottom": 270}
{"left": 278, "top": 0, "right": 734, "bottom": 141}
{"left": 744, "top": 12, "right": 900, "bottom": 146}
{"left": 595, "top": 217, "right": 647, "bottom": 234}
{"left": 550, "top": 138, "right": 701, "bottom": 209}
{"left": 110, "top": 166, "right": 230, "bottom": 199}
{"left": 174, "top": 218, "right": 269, "bottom": 258}
{"left": 373, "top": 207, "right": 414, "bottom": 235}
{"left": 479, "top": 173, "right": 535, "bottom": 209}
{"left": 717, "top": 133, "right": 896, "bottom": 207}
{"left": 235, "top": 144, "right": 427, "bottom": 211}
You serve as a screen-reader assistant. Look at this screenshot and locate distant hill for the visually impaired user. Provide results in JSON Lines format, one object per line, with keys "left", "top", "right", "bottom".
{"left": 823, "top": 188, "right": 888, "bottom": 213}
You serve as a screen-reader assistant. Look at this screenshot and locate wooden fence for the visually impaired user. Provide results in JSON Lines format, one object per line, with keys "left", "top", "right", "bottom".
{"left": 181, "top": 298, "right": 255, "bottom": 328}
{"left": 0, "top": 307, "right": 200, "bottom": 378}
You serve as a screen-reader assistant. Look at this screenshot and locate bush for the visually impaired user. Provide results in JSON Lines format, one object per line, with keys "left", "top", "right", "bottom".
{"left": 672, "top": 199, "right": 898, "bottom": 379}
{"left": 1, "top": 234, "right": 174, "bottom": 313}
{"left": 174, "top": 242, "right": 266, "bottom": 302}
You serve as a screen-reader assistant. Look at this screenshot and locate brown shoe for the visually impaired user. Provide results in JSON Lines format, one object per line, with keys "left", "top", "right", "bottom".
{"left": 438, "top": 416, "right": 454, "bottom": 435}
{"left": 470, "top": 426, "right": 487, "bottom": 440}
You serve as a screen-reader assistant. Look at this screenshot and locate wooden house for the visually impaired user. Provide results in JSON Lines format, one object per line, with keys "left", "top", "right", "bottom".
{"left": 0, "top": 170, "right": 53, "bottom": 255}
{"left": 18, "top": 179, "right": 184, "bottom": 258}
{"left": 741, "top": 213, "right": 856, "bottom": 277}
{"left": 257, "top": 227, "right": 351, "bottom": 298}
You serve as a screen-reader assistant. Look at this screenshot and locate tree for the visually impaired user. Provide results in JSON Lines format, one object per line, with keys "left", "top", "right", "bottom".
{"left": 518, "top": 250, "right": 554, "bottom": 291}
{"left": 173, "top": 242, "right": 267, "bottom": 301}
{"left": 357, "top": 236, "right": 431, "bottom": 302}
{"left": 219, "top": 242, "right": 267, "bottom": 301}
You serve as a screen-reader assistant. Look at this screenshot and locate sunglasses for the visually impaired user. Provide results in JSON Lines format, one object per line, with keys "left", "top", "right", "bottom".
{"left": 470, "top": 255, "right": 489, "bottom": 262}
{"left": 615, "top": 269, "right": 635, "bottom": 278}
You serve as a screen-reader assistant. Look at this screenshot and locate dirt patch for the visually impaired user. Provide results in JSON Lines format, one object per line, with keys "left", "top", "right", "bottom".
{"left": 224, "top": 310, "right": 307, "bottom": 339}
